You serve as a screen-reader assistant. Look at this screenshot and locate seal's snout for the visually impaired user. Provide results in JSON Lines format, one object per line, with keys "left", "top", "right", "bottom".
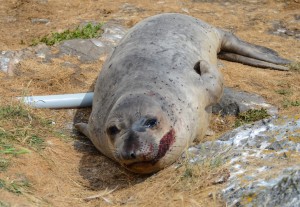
{"left": 121, "top": 149, "right": 137, "bottom": 160}
{"left": 120, "top": 116, "right": 159, "bottom": 162}
{"left": 121, "top": 131, "right": 140, "bottom": 160}
{"left": 121, "top": 128, "right": 176, "bottom": 173}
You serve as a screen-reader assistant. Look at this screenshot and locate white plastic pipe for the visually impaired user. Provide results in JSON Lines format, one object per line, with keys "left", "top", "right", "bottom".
{"left": 18, "top": 92, "right": 94, "bottom": 109}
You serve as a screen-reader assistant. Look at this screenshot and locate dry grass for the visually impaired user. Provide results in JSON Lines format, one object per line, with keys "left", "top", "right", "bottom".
{"left": 7, "top": 57, "right": 101, "bottom": 96}
{"left": 93, "top": 154, "right": 229, "bottom": 207}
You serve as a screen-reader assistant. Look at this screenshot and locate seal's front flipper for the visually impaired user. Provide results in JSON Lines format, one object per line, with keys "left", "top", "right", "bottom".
{"left": 219, "top": 31, "right": 291, "bottom": 70}
{"left": 75, "top": 123, "right": 91, "bottom": 139}
{"left": 196, "top": 60, "right": 224, "bottom": 106}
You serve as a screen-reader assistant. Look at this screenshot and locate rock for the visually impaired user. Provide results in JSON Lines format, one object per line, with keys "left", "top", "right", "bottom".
{"left": 35, "top": 0, "right": 48, "bottom": 3}
{"left": 0, "top": 44, "right": 53, "bottom": 73}
{"left": 269, "top": 20, "right": 300, "bottom": 40}
{"left": 121, "top": 3, "right": 145, "bottom": 13}
{"left": 59, "top": 39, "right": 109, "bottom": 63}
{"left": 31, "top": 18, "right": 50, "bottom": 24}
{"left": 3, "top": 16, "right": 17, "bottom": 23}
{"left": 187, "top": 115, "right": 300, "bottom": 206}
{"left": 35, "top": 48, "right": 51, "bottom": 62}
{"left": 0, "top": 52, "right": 11, "bottom": 73}
{"left": 212, "top": 88, "right": 278, "bottom": 116}
{"left": 0, "top": 51, "right": 22, "bottom": 75}
{"left": 100, "top": 22, "right": 127, "bottom": 46}
{"left": 0, "top": 21, "right": 128, "bottom": 74}
{"left": 252, "top": 169, "right": 300, "bottom": 207}
{"left": 266, "top": 141, "right": 283, "bottom": 151}
{"left": 58, "top": 22, "right": 127, "bottom": 63}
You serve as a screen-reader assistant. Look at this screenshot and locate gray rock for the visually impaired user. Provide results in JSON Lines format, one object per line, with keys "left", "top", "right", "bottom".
{"left": 33, "top": 44, "right": 52, "bottom": 61}
{"left": 253, "top": 169, "right": 300, "bottom": 207}
{"left": 269, "top": 20, "right": 300, "bottom": 40}
{"left": 0, "top": 22, "right": 128, "bottom": 74}
{"left": 31, "top": 18, "right": 50, "bottom": 24}
{"left": 0, "top": 51, "right": 22, "bottom": 74}
{"left": 0, "top": 43, "right": 59, "bottom": 74}
{"left": 35, "top": 0, "right": 48, "bottom": 3}
{"left": 100, "top": 22, "right": 127, "bottom": 46}
{"left": 59, "top": 39, "right": 109, "bottom": 63}
{"left": 121, "top": 3, "right": 145, "bottom": 13}
{"left": 3, "top": 16, "right": 17, "bottom": 23}
{"left": 186, "top": 115, "right": 300, "bottom": 206}
{"left": 212, "top": 88, "right": 278, "bottom": 116}
{"left": 58, "top": 22, "right": 127, "bottom": 63}
{"left": 0, "top": 52, "right": 11, "bottom": 73}
{"left": 266, "top": 140, "right": 283, "bottom": 151}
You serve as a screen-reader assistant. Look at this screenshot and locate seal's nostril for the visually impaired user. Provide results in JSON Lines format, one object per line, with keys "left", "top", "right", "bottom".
{"left": 130, "top": 152, "right": 136, "bottom": 159}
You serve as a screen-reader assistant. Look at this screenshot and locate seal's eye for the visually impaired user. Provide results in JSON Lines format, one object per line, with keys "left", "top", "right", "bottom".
{"left": 107, "top": 125, "right": 120, "bottom": 136}
{"left": 144, "top": 118, "right": 158, "bottom": 128}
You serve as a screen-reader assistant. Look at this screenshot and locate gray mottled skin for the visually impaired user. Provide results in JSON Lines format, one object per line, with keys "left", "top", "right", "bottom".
{"left": 76, "top": 13, "right": 291, "bottom": 174}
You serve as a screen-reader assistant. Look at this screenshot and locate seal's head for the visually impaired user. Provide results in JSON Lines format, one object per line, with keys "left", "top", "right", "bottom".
{"left": 105, "top": 93, "right": 179, "bottom": 174}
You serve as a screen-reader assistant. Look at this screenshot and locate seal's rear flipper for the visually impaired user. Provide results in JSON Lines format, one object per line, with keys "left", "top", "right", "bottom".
{"left": 75, "top": 123, "right": 90, "bottom": 139}
{"left": 218, "top": 52, "right": 289, "bottom": 71}
{"left": 219, "top": 31, "right": 291, "bottom": 70}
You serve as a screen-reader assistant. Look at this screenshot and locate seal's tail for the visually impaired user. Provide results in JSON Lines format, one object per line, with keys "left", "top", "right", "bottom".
{"left": 218, "top": 31, "right": 291, "bottom": 71}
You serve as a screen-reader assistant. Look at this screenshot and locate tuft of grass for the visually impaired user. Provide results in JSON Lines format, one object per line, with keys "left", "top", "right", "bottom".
{"left": 0, "top": 200, "right": 10, "bottom": 207}
{"left": 283, "top": 99, "right": 300, "bottom": 108}
{"left": 55, "top": 130, "right": 73, "bottom": 142}
{"left": 31, "top": 23, "right": 103, "bottom": 46}
{"left": 235, "top": 108, "right": 270, "bottom": 127}
{"left": 289, "top": 62, "right": 300, "bottom": 72}
{"left": 275, "top": 89, "right": 292, "bottom": 96}
{"left": 0, "top": 177, "right": 30, "bottom": 195}
{"left": 26, "top": 135, "right": 45, "bottom": 149}
{"left": 0, "top": 104, "right": 52, "bottom": 171}
{"left": 182, "top": 167, "right": 193, "bottom": 178}
{"left": 0, "top": 145, "right": 29, "bottom": 156}
{"left": 0, "top": 128, "right": 44, "bottom": 152}
{"left": 0, "top": 105, "right": 30, "bottom": 120}
{"left": 0, "top": 158, "right": 10, "bottom": 172}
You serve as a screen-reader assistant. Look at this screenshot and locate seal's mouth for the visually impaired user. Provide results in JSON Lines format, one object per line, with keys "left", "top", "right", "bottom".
{"left": 125, "top": 129, "right": 175, "bottom": 171}
{"left": 125, "top": 161, "right": 157, "bottom": 173}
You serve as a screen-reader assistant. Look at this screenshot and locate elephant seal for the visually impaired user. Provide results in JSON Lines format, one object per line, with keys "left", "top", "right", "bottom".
{"left": 76, "top": 13, "right": 291, "bottom": 174}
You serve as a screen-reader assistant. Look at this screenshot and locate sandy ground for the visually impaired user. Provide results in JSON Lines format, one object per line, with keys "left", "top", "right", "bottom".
{"left": 0, "top": 0, "right": 299, "bottom": 206}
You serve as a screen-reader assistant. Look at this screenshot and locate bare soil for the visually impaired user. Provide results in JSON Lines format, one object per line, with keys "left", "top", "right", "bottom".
{"left": 0, "top": 0, "right": 299, "bottom": 206}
